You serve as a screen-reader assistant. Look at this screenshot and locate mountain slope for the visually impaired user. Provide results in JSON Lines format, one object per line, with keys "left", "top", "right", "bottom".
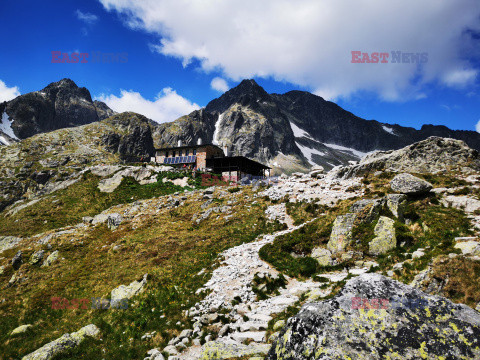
{"left": 0, "top": 78, "right": 115, "bottom": 145}
{"left": 154, "top": 79, "right": 480, "bottom": 173}
{"left": 0, "top": 112, "right": 153, "bottom": 212}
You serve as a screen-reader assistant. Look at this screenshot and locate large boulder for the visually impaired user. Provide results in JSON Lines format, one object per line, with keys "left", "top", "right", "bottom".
{"left": 369, "top": 216, "right": 396, "bottom": 255}
{"left": 390, "top": 173, "right": 432, "bottom": 195}
{"left": 327, "top": 213, "right": 357, "bottom": 254}
{"left": 267, "top": 273, "right": 480, "bottom": 360}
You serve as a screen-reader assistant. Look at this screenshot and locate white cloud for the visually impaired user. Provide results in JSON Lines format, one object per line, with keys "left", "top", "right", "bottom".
{"left": 97, "top": 88, "right": 200, "bottom": 123}
{"left": 75, "top": 10, "right": 99, "bottom": 24}
{"left": 100, "top": 0, "right": 480, "bottom": 101}
{"left": 0, "top": 80, "right": 20, "bottom": 102}
{"left": 442, "top": 68, "right": 477, "bottom": 88}
{"left": 476, "top": 119, "right": 480, "bottom": 133}
{"left": 210, "top": 77, "right": 229, "bottom": 92}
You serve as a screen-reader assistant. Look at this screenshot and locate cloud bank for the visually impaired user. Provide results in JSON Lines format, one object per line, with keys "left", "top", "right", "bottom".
{"left": 97, "top": 88, "right": 200, "bottom": 124}
{"left": 100, "top": 0, "right": 480, "bottom": 101}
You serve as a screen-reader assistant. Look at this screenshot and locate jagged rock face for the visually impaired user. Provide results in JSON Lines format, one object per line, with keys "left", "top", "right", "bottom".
{"left": 153, "top": 109, "right": 217, "bottom": 148}
{"left": 94, "top": 100, "right": 116, "bottom": 120}
{"left": 212, "top": 102, "right": 301, "bottom": 164}
{"left": 332, "top": 137, "right": 480, "bottom": 178}
{"left": 0, "top": 78, "right": 113, "bottom": 140}
{"left": 272, "top": 90, "right": 408, "bottom": 152}
{"left": 102, "top": 112, "right": 155, "bottom": 160}
{"left": 267, "top": 273, "right": 480, "bottom": 360}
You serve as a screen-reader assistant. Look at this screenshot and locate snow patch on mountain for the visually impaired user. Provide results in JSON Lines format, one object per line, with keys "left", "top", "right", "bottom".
{"left": 382, "top": 125, "right": 397, "bottom": 136}
{"left": 290, "top": 121, "right": 311, "bottom": 139}
{"left": 212, "top": 112, "right": 225, "bottom": 145}
{"left": 1, "top": 111, "right": 18, "bottom": 140}
{"left": 295, "top": 141, "right": 327, "bottom": 165}
{"left": 323, "top": 143, "right": 369, "bottom": 159}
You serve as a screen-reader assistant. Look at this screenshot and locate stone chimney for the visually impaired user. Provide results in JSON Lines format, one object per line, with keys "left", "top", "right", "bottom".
{"left": 178, "top": 140, "right": 182, "bottom": 147}
{"left": 223, "top": 143, "right": 229, "bottom": 156}
{"left": 197, "top": 138, "right": 202, "bottom": 145}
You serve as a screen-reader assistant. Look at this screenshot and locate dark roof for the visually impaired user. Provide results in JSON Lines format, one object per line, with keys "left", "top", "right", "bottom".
{"left": 207, "top": 156, "right": 271, "bottom": 171}
{"left": 155, "top": 143, "right": 222, "bottom": 152}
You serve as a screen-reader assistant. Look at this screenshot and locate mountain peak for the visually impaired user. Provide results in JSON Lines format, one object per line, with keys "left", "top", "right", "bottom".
{"left": 205, "top": 79, "right": 270, "bottom": 113}
{"left": 44, "top": 78, "right": 79, "bottom": 91}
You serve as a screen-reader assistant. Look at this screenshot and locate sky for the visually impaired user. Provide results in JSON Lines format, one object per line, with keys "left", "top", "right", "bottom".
{"left": 0, "top": 0, "right": 479, "bottom": 131}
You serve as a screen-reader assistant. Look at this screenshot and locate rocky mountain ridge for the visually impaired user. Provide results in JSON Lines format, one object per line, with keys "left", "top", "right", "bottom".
{"left": 0, "top": 78, "right": 115, "bottom": 145}
{"left": 155, "top": 79, "right": 480, "bottom": 173}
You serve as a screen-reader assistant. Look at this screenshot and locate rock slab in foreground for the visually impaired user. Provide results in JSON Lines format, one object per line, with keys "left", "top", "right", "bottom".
{"left": 22, "top": 324, "right": 100, "bottom": 360}
{"left": 267, "top": 273, "right": 480, "bottom": 360}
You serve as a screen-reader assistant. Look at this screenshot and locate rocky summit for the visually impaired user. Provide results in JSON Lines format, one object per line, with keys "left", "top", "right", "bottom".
{"left": 0, "top": 78, "right": 114, "bottom": 144}
{"left": 267, "top": 273, "right": 480, "bottom": 360}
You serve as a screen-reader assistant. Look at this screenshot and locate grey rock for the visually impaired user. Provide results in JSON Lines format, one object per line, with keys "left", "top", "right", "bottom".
{"left": 273, "top": 320, "right": 285, "bottom": 332}
{"left": 386, "top": 193, "right": 407, "bottom": 221}
{"left": 42, "top": 250, "right": 60, "bottom": 267}
{"left": 390, "top": 173, "right": 432, "bottom": 195}
{"left": 267, "top": 273, "right": 480, "bottom": 360}
{"left": 333, "top": 137, "right": 480, "bottom": 179}
{"left": 11, "top": 324, "right": 33, "bottom": 336}
{"left": 12, "top": 250, "right": 23, "bottom": 270}
{"left": 21, "top": 324, "right": 100, "bottom": 360}
{"left": 350, "top": 198, "right": 384, "bottom": 223}
{"left": 0, "top": 236, "right": 22, "bottom": 253}
{"left": 310, "top": 247, "right": 333, "bottom": 266}
{"left": 107, "top": 213, "right": 123, "bottom": 230}
{"left": 163, "top": 345, "right": 178, "bottom": 356}
{"left": 111, "top": 274, "right": 148, "bottom": 303}
{"left": 327, "top": 213, "right": 357, "bottom": 253}
{"left": 368, "top": 216, "right": 396, "bottom": 255}
{"left": 29, "top": 250, "right": 45, "bottom": 265}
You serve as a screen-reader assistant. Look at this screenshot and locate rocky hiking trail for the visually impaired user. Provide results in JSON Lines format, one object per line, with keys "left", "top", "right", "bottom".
{"left": 152, "top": 202, "right": 370, "bottom": 360}
{"left": 154, "top": 210, "right": 319, "bottom": 360}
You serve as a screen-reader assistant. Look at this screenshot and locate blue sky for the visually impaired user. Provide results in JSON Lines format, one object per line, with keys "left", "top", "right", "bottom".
{"left": 0, "top": 0, "right": 479, "bottom": 131}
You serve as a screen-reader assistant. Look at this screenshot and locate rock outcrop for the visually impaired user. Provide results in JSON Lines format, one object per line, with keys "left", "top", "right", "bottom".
{"left": 267, "top": 273, "right": 480, "bottom": 360}
{"left": 332, "top": 137, "right": 480, "bottom": 178}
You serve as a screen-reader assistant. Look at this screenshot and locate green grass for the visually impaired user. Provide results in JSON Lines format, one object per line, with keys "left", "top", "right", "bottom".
{"left": 259, "top": 200, "right": 354, "bottom": 278}
{"left": 285, "top": 201, "right": 326, "bottom": 225}
{"left": 0, "top": 171, "right": 200, "bottom": 237}
{"left": 0, "top": 187, "right": 284, "bottom": 359}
